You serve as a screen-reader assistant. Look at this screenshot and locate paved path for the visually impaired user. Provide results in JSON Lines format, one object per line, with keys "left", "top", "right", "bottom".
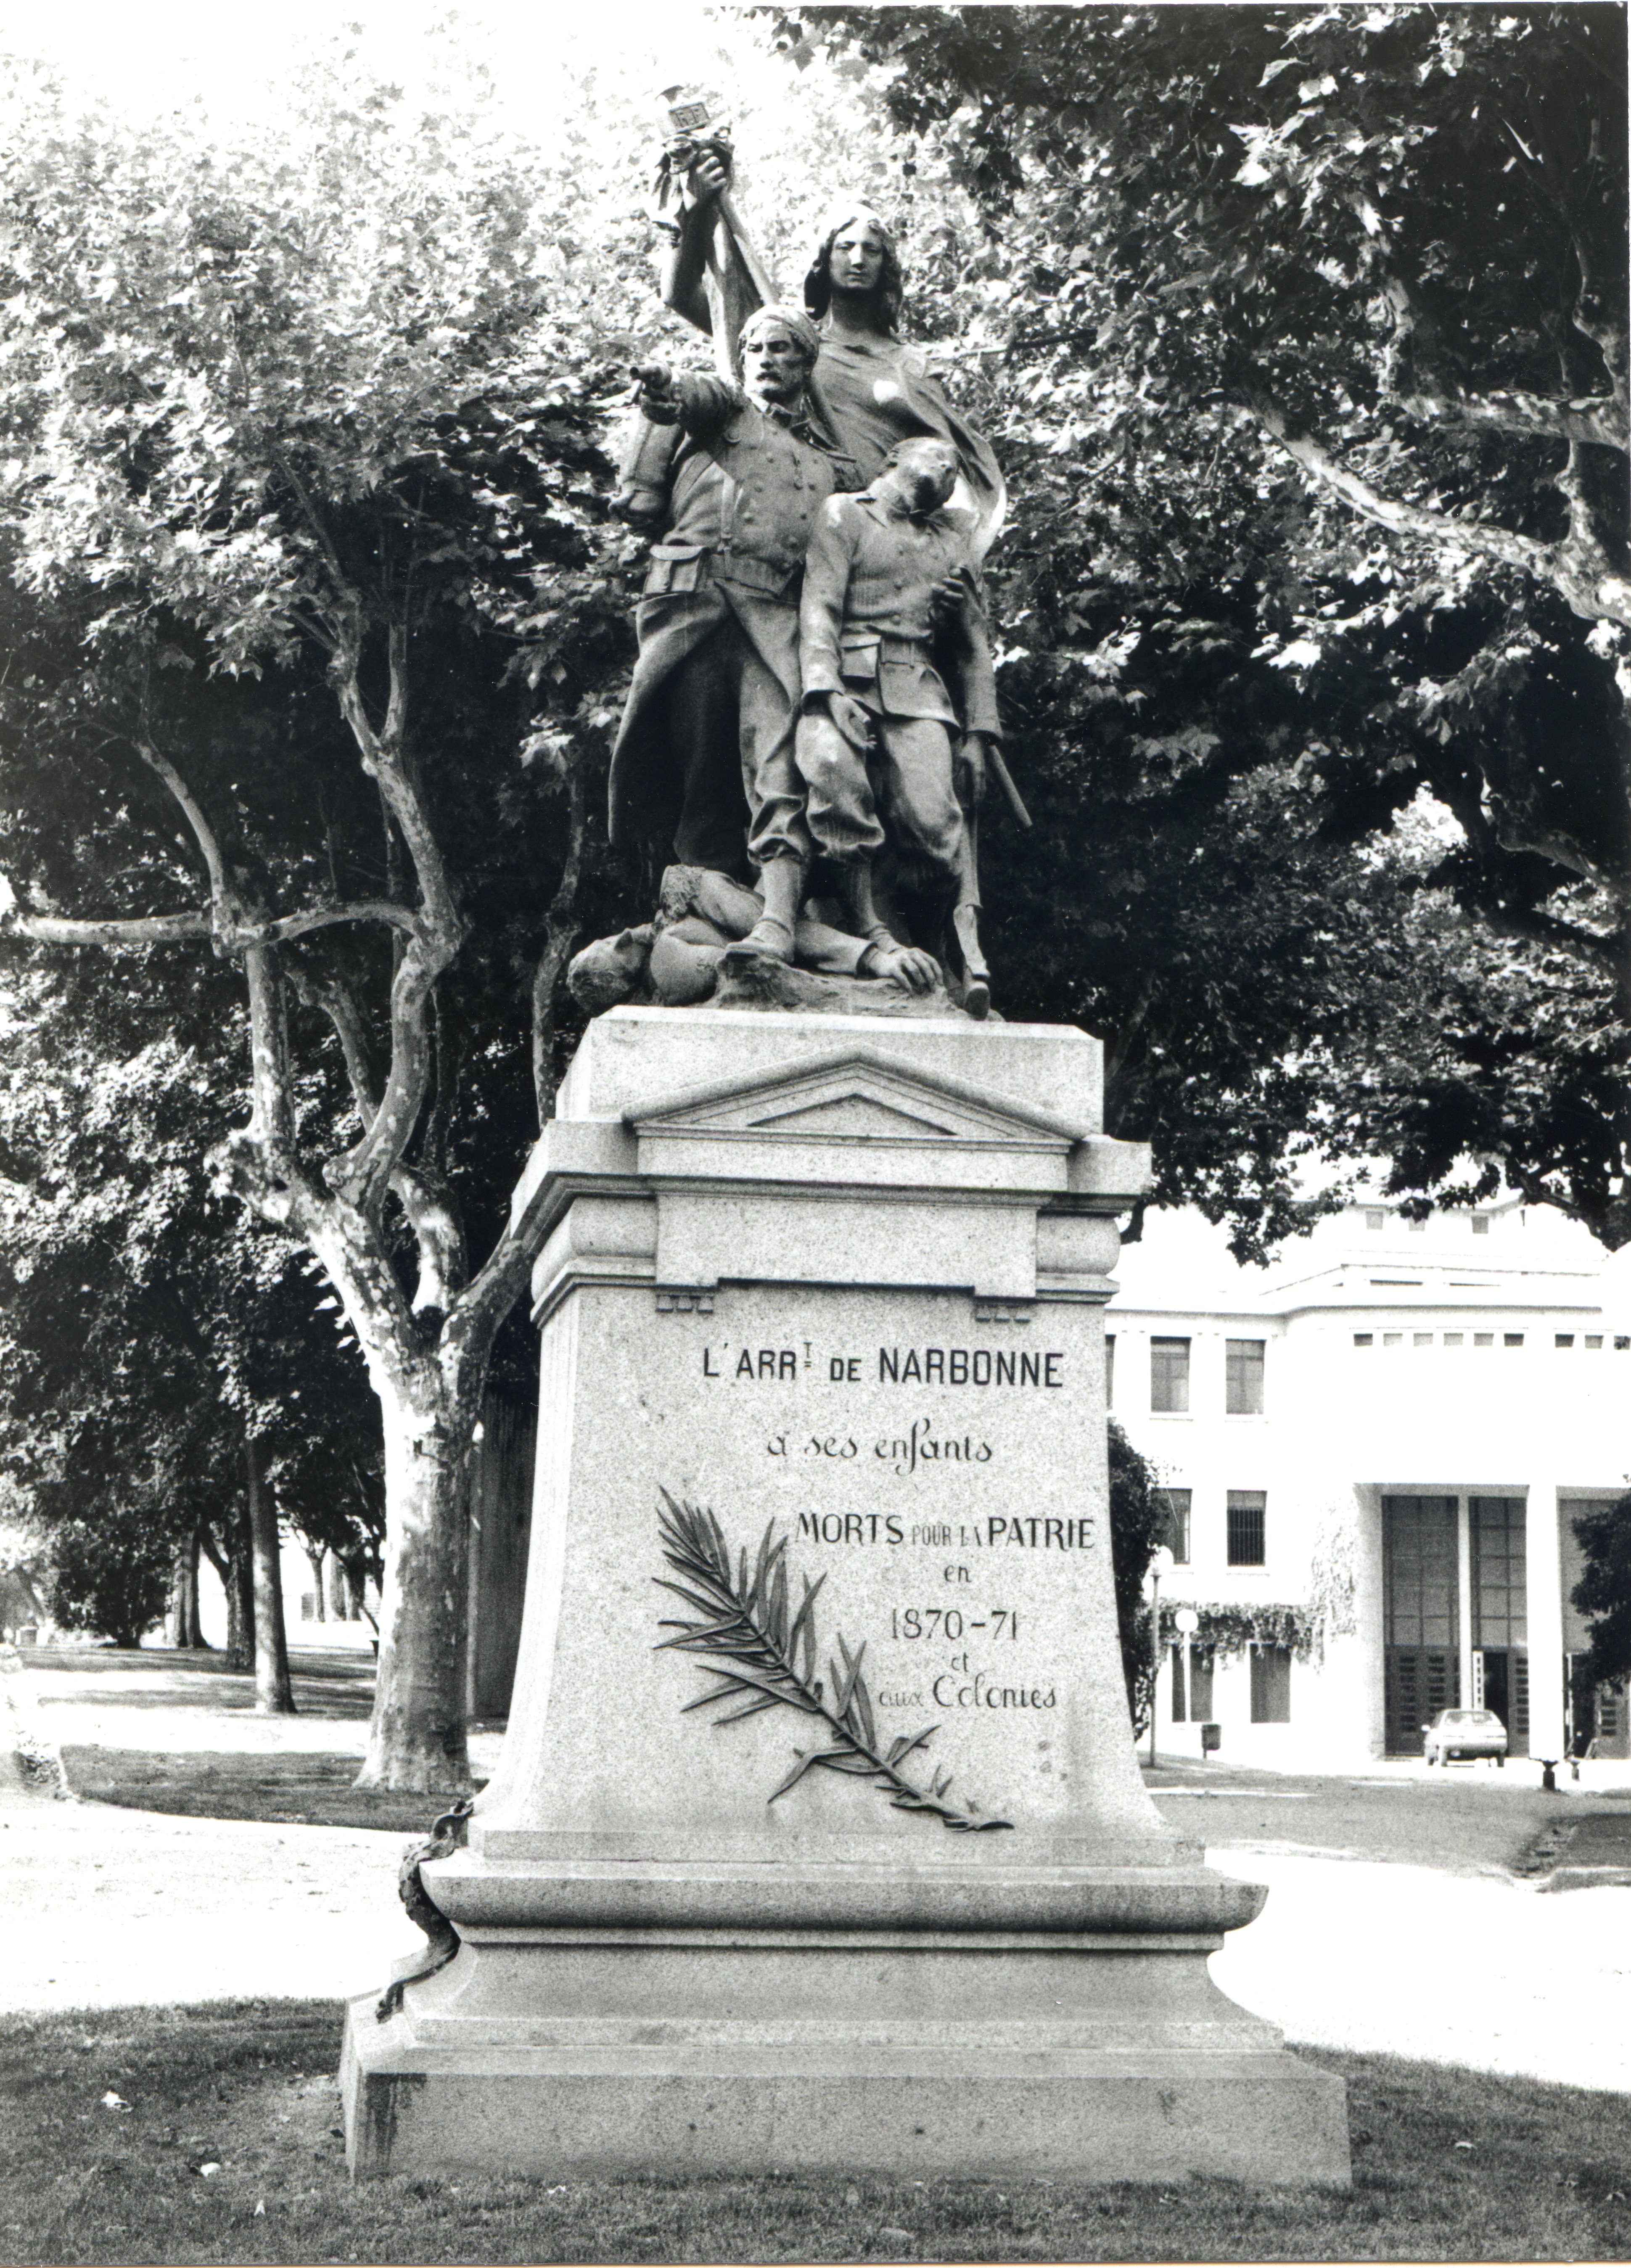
{"left": 5, "top": 1649, "right": 1628, "bottom": 2092}
{"left": 1207, "top": 1848, "right": 1631, "bottom": 2092}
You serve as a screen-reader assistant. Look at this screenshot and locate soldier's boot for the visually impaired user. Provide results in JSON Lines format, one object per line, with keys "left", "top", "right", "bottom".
{"left": 732, "top": 853, "right": 805, "bottom": 965}
{"left": 950, "top": 827, "right": 991, "bottom": 1020}
{"left": 843, "top": 859, "right": 906, "bottom": 962}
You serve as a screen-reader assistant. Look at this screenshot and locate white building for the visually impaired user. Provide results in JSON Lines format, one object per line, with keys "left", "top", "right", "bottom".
{"left": 1107, "top": 1196, "right": 1631, "bottom": 1770}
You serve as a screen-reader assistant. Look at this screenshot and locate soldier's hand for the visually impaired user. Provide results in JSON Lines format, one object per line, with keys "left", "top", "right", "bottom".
{"left": 614, "top": 482, "right": 667, "bottom": 527}
{"left": 864, "top": 940, "right": 939, "bottom": 994}
{"left": 688, "top": 149, "right": 729, "bottom": 206}
{"left": 632, "top": 360, "right": 679, "bottom": 424}
{"left": 825, "top": 691, "right": 875, "bottom": 751}
{"left": 930, "top": 568, "right": 974, "bottom": 624}
{"left": 960, "top": 730, "right": 991, "bottom": 804}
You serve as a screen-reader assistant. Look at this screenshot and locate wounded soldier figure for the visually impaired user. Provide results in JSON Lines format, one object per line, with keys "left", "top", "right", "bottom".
{"left": 795, "top": 436, "right": 1001, "bottom": 1016}
{"left": 568, "top": 866, "right": 937, "bottom": 1012}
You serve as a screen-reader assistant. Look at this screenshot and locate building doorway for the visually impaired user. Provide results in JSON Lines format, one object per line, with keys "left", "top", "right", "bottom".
{"left": 1470, "top": 1495, "right": 1528, "bottom": 1756}
{"left": 1383, "top": 1493, "right": 1459, "bottom": 1754}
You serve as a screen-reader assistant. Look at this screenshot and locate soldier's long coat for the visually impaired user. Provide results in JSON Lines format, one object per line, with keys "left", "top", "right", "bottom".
{"left": 608, "top": 380, "right": 853, "bottom": 863}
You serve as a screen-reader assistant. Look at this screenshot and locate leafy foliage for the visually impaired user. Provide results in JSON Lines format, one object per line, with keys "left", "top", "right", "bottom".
{"left": 0, "top": 950, "right": 384, "bottom": 1645}
{"left": 654, "top": 1491, "right": 1011, "bottom": 1832}
{"left": 1159, "top": 1598, "right": 1324, "bottom": 1664}
{"left": 1571, "top": 1491, "right": 1631, "bottom": 1692}
{"left": 37, "top": 1510, "right": 174, "bottom": 1650}
{"left": 1106, "top": 1418, "right": 1166, "bottom": 1732}
{"left": 772, "top": 4, "right": 1630, "bottom": 1245}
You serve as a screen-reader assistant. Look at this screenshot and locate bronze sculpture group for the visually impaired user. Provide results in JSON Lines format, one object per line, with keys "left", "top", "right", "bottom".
{"left": 573, "top": 117, "right": 1020, "bottom": 1023}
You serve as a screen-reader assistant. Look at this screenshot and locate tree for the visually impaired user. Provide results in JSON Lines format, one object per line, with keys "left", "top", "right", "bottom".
{"left": 1107, "top": 1417, "right": 1166, "bottom": 1733}
{"left": 0, "top": 948, "right": 383, "bottom": 1705}
{"left": 773, "top": 3, "right": 1630, "bottom": 1245}
{"left": 0, "top": 41, "right": 672, "bottom": 1785}
{"left": 38, "top": 1510, "right": 175, "bottom": 1651}
{"left": 1572, "top": 1491, "right": 1631, "bottom": 1692}
{"left": 0, "top": 21, "right": 1055, "bottom": 1785}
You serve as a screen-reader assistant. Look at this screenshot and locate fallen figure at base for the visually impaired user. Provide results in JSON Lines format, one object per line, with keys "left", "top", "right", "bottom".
{"left": 568, "top": 865, "right": 960, "bottom": 1017}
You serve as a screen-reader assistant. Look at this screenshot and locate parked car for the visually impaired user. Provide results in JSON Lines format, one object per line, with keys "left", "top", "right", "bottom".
{"left": 1422, "top": 1707, "right": 1508, "bottom": 1765}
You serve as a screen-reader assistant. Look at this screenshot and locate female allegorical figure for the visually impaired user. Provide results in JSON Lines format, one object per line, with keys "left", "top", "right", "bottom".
{"left": 657, "top": 155, "right": 1006, "bottom": 560}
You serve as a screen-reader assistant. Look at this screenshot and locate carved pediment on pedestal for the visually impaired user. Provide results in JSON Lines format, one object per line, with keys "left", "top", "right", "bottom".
{"left": 627, "top": 1048, "right": 1084, "bottom": 1159}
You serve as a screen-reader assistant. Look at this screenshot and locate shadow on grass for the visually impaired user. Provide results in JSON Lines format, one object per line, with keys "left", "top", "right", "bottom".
{"left": 56, "top": 1748, "right": 484, "bottom": 1834}
{"left": 24, "top": 1647, "right": 377, "bottom": 1717}
{"left": 1, "top": 2000, "right": 1627, "bottom": 2264}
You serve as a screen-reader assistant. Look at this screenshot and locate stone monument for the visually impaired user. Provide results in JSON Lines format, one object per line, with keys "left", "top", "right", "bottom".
{"left": 342, "top": 1012, "right": 1348, "bottom": 2183}
{"left": 340, "top": 110, "right": 1349, "bottom": 2187}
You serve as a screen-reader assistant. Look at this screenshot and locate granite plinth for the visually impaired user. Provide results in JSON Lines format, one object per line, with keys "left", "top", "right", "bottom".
{"left": 342, "top": 1008, "right": 1349, "bottom": 2186}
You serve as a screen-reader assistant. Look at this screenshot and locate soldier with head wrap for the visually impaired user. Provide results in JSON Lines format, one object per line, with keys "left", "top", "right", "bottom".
{"left": 608, "top": 304, "right": 929, "bottom": 982}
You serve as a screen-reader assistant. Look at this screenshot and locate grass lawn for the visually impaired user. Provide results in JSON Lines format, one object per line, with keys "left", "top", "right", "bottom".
{"left": 0, "top": 2001, "right": 1627, "bottom": 2263}
{"left": 56, "top": 1747, "right": 482, "bottom": 1836}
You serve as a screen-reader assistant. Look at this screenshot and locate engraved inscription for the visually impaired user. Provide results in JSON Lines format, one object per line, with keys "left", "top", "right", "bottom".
{"left": 653, "top": 1493, "right": 1013, "bottom": 1834}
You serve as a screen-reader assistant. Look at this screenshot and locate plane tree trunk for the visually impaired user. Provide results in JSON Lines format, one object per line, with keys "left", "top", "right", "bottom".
{"left": 246, "top": 1430, "right": 297, "bottom": 1716}
{"left": 356, "top": 1351, "right": 486, "bottom": 1789}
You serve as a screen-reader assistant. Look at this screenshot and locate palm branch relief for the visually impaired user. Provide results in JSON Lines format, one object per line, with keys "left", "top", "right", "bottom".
{"left": 654, "top": 1489, "right": 1013, "bottom": 1833}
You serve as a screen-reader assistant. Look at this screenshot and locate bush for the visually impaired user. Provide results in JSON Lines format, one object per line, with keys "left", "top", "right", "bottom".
{"left": 39, "top": 1513, "right": 175, "bottom": 1650}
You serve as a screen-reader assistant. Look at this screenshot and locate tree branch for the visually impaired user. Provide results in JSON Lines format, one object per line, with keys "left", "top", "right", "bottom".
{"left": 445, "top": 1217, "right": 535, "bottom": 1376}
{"left": 243, "top": 941, "right": 296, "bottom": 1153}
{"left": 5, "top": 907, "right": 211, "bottom": 947}
{"left": 285, "top": 965, "right": 379, "bottom": 1129}
{"left": 1243, "top": 390, "right": 1631, "bottom": 629}
{"left": 1459, "top": 891, "right": 1623, "bottom": 979}
{"left": 323, "top": 622, "right": 465, "bottom": 1218}
{"left": 6, "top": 897, "right": 415, "bottom": 954}
{"left": 242, "top": 899, "right": 420, "bottom": 946}
{"left": 531, "top": 755, "right": 590, "bottom": 1128}
{"left": 1487, "top": 783, "right": 1629, "bottom": 913}
{"left": 392, "top": 1170, "right": 468, "bottom": 1315}
{"left": 1395, "top": 382, "right": 1626, "bottom": 453}
{"left": 134, "top": 736, "right": 237, "bottom": 925}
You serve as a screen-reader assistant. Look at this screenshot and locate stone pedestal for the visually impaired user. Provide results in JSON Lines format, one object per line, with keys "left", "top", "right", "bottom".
{"left": 342, "top": 1007, "right": 1348, "bottom": 2186}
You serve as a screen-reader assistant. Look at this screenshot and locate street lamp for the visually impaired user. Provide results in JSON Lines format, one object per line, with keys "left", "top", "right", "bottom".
{"left": 1173, "top": 1605, "right": 1200, "bottom": 1763}
{"left": 1145, "top": 1545, "right": 1175, "bottom": 1767}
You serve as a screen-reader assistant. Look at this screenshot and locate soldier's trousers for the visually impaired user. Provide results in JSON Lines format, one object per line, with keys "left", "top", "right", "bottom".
{"left": 795, "top": 708, "right": 965, "bottom": 875}
{"left": 660, "top": 600, "right": 811, "bottom": 872}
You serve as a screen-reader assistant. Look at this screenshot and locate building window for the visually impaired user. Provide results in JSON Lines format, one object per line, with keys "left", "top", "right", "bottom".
{"left": 1365, "top": 1209, "right": 1385, "bottom": 1230}
{"left": 1105, "top": 1334, "right": 1115, "bottom": 1406}
{"left": 1353, "top": 1332, "right": 1373, "bottom": 1347}
{"left": 1474, "top": 1332, "right": 1494, "bottom": 1347}
{"left": 1383, "top": 1332, "right": 1403, "bottom": 1346}
{"left": 1150, "top": 1337, "right": 1190, "bottom": 1413}
{"left": 1586, "top": 1335, "right": 1603, "bottom": 1349}
{"left": 1504, "top": 1333, "right": 1524, "bottom": 1348}
{"left": 1443, "top": 1332, "right": 1463, "bottom": 1346}
{"left": 1556, "top": 1334, "right": 1575, "bottom": 1349}
{"left": 1409, "top": 1217, "right": 1427, "bottom": 1233}
{"left": 1225, "top": 1339, "right": 1265, "bottom": 1415}
{"left": 1173, "top": 1644, "right": 1214, "bottom": 1721}
{"left": 1472, "top": 1215, "right": 1490, "bottom": 1235}
{"left": 1413, "top": 1332, "right": 1433, "bottom": 1347}
{"left": 1155, "top": 1487, "right": 1191, "bottom": 1565}
{"left": 1250, "top": 1644, "right": 1292, "bottom": 1723}
{"left": 1227, "top": 1492, "right": 1266, "bottom": 1567}
{"left": 1618, "top": 1337, "right": 1630, "bottom": 1352}
{"left": 1471, "top": 1495, "right": 1527, "bottom": 1649}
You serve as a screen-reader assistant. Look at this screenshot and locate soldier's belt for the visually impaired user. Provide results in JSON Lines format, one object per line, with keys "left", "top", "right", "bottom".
{"left": 715, "top": 550, "right": 801, "bottom": 600}
{"left": 838, "top": 631, "right": 936, "bottom": 677}
{"left": 642, "top": 543, "right": 799, "bottom": 602}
